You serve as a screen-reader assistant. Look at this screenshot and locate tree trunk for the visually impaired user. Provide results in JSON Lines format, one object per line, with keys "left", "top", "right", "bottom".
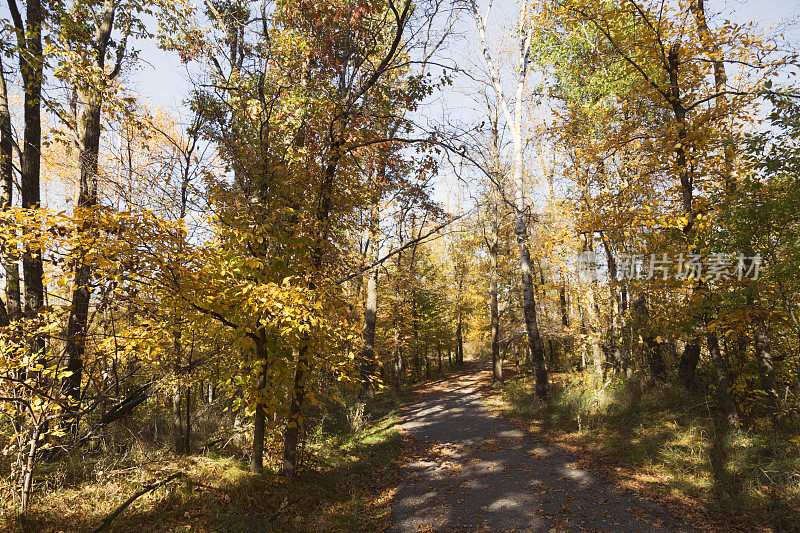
{"left": 64, "top": 0, "right": 120, "bottom": 431}
{"left": 753, "top": 320, "right": 779, "bottom": 413}
{"left": 409, "top": 214, "right": 421, "bottom": 380}
{"left": 20, "top": 422, "right": 42, "bottom": 512}
{"left": 602, "top": 237, "right": 631, "bottom": 379}
{"left": 250, "top": 338, "right": 268, "bottom": 473}
{"left": 359, "top": 191, "right": 380, "bottom": 398}
{"left": 393, "top": 230, "right": 404, "bottom": 389}
{"left": 581, "top": 236, "right": 605, "bottom": 377}
{"left": 518, "top": 231, "right": 548, "bottom": 398}
{"left": 678, "top": 341, "right": 701, "bottom": 390}
{"left": 689, "top": 0, "right": 736, "bottom": 195}
{"left": 559, "top": 284, "right": 571, "bottom": 360}
{"left": 0, "top": 56, "right": 21, "bottom": 321}
{"left": 489, "top": 216, "right": 502, "bottom": 385}
{"left": 706, "top": 326, "right": 740, "bottom": 427}
{"left": 455, "top": 315, "right": 464, "bottom": 365}
{"left": 473, "top": 0, "right": 545, "bottom": 396}
{"left": 282, "top": 347, "right": 307, "bottom": 479}
{"left": 172, "top": 331, "right": 185, "bottom": 454}
{"left": 578, "top": 305, "right": 588, "bottom": 371}
{"left": 687, "top": 0, "right": 741, "bottom": 428}
{"left": 184, "top": 353, "right": 191, "bottom": 454}
{"left": 585, "top": 285, "right": 603, "bottom": 376}
{"left": 746, "top": 289, "right": 779, "bottom": 413}
{"left": 17, "top": 0, "right": 45, "bottom": 349}
{"left": 283, "top": 143, "right": 338, "bottom": 478}
{"left": 633, "top": 295, "right": 667, "bottom": 380}
{"left": 743, "top": 261, "right": 779, "bottom": 412}
{"left": 393, "top": 306, "right": 404, "bottom": 390}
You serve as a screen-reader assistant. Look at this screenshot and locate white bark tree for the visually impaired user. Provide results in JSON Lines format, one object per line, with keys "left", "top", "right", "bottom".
{"left": 471, "top": 0, "right": 548, "bottom": 398}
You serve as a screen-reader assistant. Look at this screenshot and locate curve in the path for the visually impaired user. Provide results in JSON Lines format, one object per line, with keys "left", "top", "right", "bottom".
{"left": 390, "top": 367, "right": 692, "bottom": 532}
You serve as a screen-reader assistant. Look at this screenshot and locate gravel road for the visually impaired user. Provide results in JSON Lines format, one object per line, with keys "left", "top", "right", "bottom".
{"left": 390, "top": 365, "right": 692, "bottom": 532}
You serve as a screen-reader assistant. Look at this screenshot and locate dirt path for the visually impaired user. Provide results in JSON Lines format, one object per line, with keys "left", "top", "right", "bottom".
{"left": 390, "top": 364, "right": 692, "bottom": 532}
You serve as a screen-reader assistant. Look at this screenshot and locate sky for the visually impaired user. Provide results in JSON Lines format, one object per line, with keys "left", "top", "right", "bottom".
{"left": 130, "top": 1, "right": 800, "bottom": 124}
{"left": 2, "top": 0, "right": 799, "bottom": 211}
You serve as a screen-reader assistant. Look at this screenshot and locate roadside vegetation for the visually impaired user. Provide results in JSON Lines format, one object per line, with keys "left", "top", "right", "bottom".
{"left": 2, "top": 391, "right": 405, "bottom": 532}
{"left": 490, "top": 371, "right": 800, "bottom": 531}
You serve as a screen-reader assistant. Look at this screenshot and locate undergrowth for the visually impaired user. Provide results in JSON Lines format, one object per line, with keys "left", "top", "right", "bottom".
{"left": 498, "top": 372, "right": 800, "bottom": 531}
{"left": 1, "top": 389, "right": 405, "bottom": 533}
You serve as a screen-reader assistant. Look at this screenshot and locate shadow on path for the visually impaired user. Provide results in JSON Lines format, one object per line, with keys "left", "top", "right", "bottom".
{"left": 390, "top": 365, "right": 692, "bottom": 532}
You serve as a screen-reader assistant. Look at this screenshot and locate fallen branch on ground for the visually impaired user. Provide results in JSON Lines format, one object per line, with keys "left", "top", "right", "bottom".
{"left": 91, "top": 472, "right": 186, "bottom": 533}
{"left": 266, "top": 496, "right": 303, "bottom": 523}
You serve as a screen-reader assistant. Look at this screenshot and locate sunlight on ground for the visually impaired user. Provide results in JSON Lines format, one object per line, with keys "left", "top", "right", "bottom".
{"left": 490, "top": 371, "right": 800, "bottom": 531}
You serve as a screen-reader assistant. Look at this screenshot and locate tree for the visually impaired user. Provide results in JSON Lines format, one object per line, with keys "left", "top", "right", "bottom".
{"left": 471, "top": 0, "right": 548, "bottom": 398}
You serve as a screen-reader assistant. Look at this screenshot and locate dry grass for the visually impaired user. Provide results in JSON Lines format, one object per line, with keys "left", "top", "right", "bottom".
{"left": 1, "top": 395, "right": 404, "bottom": 532}
{"left": 483, "top": 369, "right": 800, "bottom": 532}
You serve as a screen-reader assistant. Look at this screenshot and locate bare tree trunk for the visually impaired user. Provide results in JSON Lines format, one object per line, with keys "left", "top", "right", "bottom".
{"left": 473, "top": 0, "right": 547, "bottom": 398}
{"left": 282, "top": 346, "right": 307, "bottom": 478}
{"left": 689, "top": 0, "right": 736, "bottom": 195}
{"left": 20, "top": 422, "right": 42, "bottom": 512}
{"left": 359, "top": 188, "right": 380, "bottom": 398}
{"left": 489, "top": 215, "right": 502, "bottom": 385}
{"left": 64, "top": 0, "right": 123, "bottom": 431}
{"left": 14, "top": 0, "right": 45, "bottom": 354}
{"left": 602, "top": 237, "right": 631, "bottom": 379}
{"left": 633, "top": 295, "right": 667, "bottom": 380}
{"left": 586, "top": 284, "right": 603, "bottom": 376}
{"left": 409, "top": 213, "right": 422, "bottom": 380}
{"left": 559, "top": 284, "right": 571, "bottom": 360}
{"left": 0, "top": 56, "right": 21, "bottom": 321}
{"left": 689, "top": 0, "right": 741, "bottom": 428}
{"left": 706, "top": 325, "right": 740, "bottom": 427}
{"left": 746, "top": 282, "right": 779, "bottom": 413}
{"left": 393, "top": 246, "right": 404, "bottom": 389}
{"left": 184, "top": 349, "right": 191, "bottom": 453}
{"left": 578, "top": 305, "right": 588, "bottom": 371}
{"left": 424, "top": 347, "right": 430, "bottom": 379}
{"left": 739, "top": 256, "right": 779, "bottom": 412}
{"left": 250, "top": 337, "right": 268, "bottom": 473}
{"left": 172, "top": 331, "right": 185, "bottom": 454}
{"left": 455, "top": 315, "right": 464, "bottom": 365}
{"left": 753, "top": 320, "right": 779, "bottom": 413}
{"left": 548, "top": 339, "right": 557, "bottom": 371}
{"left": 519, "top": 234, "right": 548, "bottom": 398}
{"left": 283, "top": 142, "right": 340, "bottom": 478}
{"left": 679, "top": 341, "right": 701, "bottom": 390}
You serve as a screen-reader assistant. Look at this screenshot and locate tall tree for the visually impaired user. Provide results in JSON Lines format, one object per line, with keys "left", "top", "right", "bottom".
{"left": 8, "top": 0, "right": 45, "bottom": 337}
{"left": 472, "top": 0, "right": 548, "bottom": 398}
{"left": 0, "top": 52, "right": 21, "bottom": 322}
{"left": 60, "top": 0, "right": 128, "bottom": 431}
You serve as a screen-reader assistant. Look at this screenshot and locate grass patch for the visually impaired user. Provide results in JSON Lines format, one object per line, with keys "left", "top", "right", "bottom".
{"left": 493, "top": 372, "right": 800, "bottom": 532}
{"left": 2, "top": 391, "right": 405, "bottom": 533}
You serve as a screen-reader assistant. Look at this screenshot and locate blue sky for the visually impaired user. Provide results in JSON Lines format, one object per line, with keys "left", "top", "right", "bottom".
{"left": 2, "top": 0, "right": 798, "bottom": 211}
{"left": 130, "top": 1, "right": 800, "bottom": 119}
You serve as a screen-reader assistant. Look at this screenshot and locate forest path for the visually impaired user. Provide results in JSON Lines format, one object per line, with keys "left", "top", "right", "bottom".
{"left": 389, "top": 363, "right": 692, "bottom": 532}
